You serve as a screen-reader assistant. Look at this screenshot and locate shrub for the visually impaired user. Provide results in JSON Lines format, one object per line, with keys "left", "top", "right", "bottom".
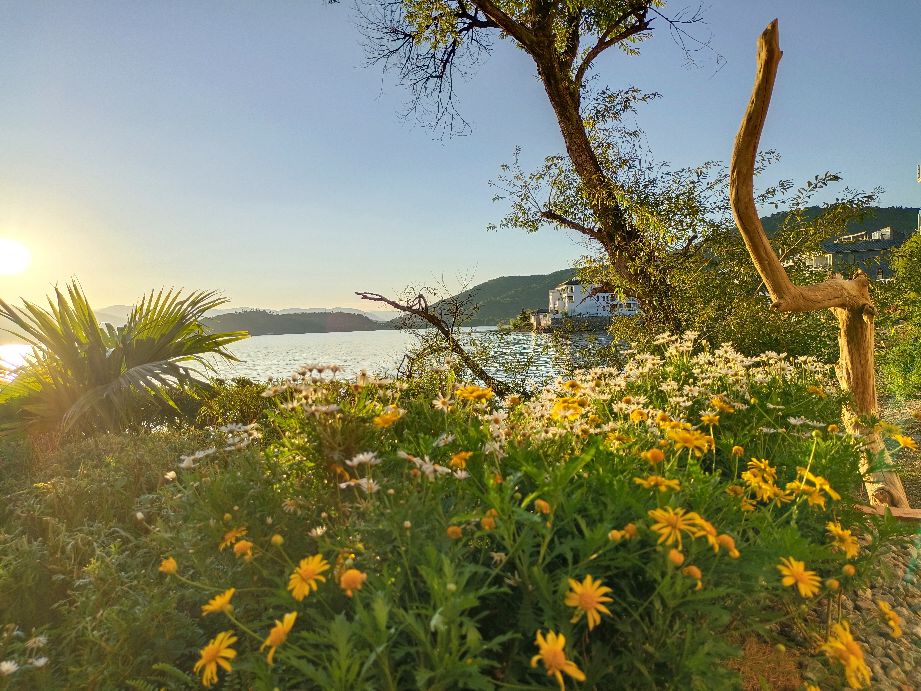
{"left": 0, "top": 430, "right": 260, "bottom": 687}
{"left": 138, "top": 338, "right": 908, "bottom": 690}
{"left": 0, "top": 282, "right": 246, "bottom": 438}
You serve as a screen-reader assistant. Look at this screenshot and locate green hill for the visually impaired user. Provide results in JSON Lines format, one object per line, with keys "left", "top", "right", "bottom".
{"left": 761, "top": 205, "right": 919, "bottom": 237}
{"left": 386, "top": 268, "right": 574, "bottom": 328}
{"left": 202, "top": 310, "right": 391, "bottom": 336}
{"left": 409, "top": 207, "right": 919, "bottom": 328}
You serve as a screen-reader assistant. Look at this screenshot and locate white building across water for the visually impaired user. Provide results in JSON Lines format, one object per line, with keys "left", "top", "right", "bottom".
{"left": 532, "top": 279, "right": 639, "bottom": 328}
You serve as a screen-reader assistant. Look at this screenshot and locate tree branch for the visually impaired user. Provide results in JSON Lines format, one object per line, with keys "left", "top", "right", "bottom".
{"left": 540, "top": 210, "right": 603, "bottom": 240}
{"left": 729, "top": 19, "right": 871, "bottom": 314}
{"left": 355, "top": 290, "right": 512, "bottom": 396}
{"left": 573, "top": 9, "right": 650, "bottom": 88}
{"left": 470, "top": 0, "right": 537, "bottom": 51}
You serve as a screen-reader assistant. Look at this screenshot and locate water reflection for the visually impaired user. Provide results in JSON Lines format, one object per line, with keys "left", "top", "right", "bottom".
{"left": 1, "top": 329, "right": 617, "bottom": 390}
{"left": 204, "top": 328, "right": 615, "bottom": 390}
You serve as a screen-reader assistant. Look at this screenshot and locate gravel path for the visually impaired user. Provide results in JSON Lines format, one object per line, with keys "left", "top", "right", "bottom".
{"left": 801, "top": 543, "right": 921, "bottom": 689}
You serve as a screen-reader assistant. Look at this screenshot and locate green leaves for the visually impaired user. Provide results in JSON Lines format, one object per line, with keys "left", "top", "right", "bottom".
{"left": 0, "top": 281, "right": 247, "bottom": 437}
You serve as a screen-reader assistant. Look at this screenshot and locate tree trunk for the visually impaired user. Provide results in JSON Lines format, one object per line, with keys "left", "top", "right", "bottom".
{"left": 730, "top": 19, "right": 909, "bottom": 507}
{"left": 535, "top": 55, "right": 684, "bottom": 332}
{"left": 834, "top": 300, "right": 910, "bottom": 506}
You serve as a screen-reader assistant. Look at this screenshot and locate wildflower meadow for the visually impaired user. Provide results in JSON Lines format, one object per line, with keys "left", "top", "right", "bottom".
{"left": 2, "top": 334, "right": 913, "bottom": 689}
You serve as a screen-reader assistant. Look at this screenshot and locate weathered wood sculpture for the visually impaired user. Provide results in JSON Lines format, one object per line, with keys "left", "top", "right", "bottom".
{"left": 729, "top": 19, "right": 910, "bottom": 508}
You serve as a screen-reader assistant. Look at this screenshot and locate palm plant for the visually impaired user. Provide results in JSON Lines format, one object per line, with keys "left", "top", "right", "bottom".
{"left": 0, "top": 281, "right": 247, "bottom": 436}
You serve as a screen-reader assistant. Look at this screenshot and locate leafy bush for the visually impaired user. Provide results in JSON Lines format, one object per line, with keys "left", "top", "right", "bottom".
{"left": 877, "top": 233, "right": 921, "bottom": 399}
{"left": 135, "top": 337, "right": 906, "bottom": 690}
{"left": 0, "top": 430, "right": 257, "bottom": 687}
{"left": 0, "top": 282, "right": 246, "bottom": 437}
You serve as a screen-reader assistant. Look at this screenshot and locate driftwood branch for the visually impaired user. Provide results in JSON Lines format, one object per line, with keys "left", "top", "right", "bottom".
{"left": 728, "top": 20, "right": 875, "bottom": 315}
{"left": 356, "top": 290, "right": 511, "bottom": 397}
{"left": 730, "top": 19, "right": 909, "bottom": 507}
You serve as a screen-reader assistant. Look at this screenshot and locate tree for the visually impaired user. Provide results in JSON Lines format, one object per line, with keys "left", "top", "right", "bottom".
{"left": 876, "top": 233, "right": 921, "bottom": 398}
{"left": 357, "top": 284, "right": 512, "bottom": 395}
{"left": 728, "top": 20, "right": 909, "bottom": 508}
{"left": 0, "top": 282, "right": 247, "bottom": 439}
{"left": 362, "top": 0, "right": 713, "bottom": 332}
{"left": 490, "top": 94, "right": 878, "bottom": 359}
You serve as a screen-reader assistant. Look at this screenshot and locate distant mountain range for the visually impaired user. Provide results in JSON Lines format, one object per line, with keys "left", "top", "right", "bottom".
{"left": 1, "top": 206, "right": 916, "bottom": 343}
{"left": 201, "top": 310, "right": 389, "bottom": 336}
{"left": 92, "top": 305, "right": 399, "bottom": 327}
{"left": 386, "top": 268, "right": 574, "bottom": 328}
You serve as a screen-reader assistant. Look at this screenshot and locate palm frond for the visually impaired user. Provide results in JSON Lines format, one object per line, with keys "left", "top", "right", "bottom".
{"left": 0, "top": 280, "right": 248, "bottom": 437}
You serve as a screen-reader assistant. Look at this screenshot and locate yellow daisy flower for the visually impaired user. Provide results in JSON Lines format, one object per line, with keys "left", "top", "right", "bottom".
{"left": 551, "top": 396, "right": 587, "bottom": 421}
{"left": 530, "top": 630, "right": 586, "bottom": 690}
{"left": 372, "top": 409, "right": 403, "bottom": 429}
{"left": 159, "top": 556, "right": 177, "bottom": 575}
{"left": 777, "top": 556, "right": 821, "bottom": 598}
{"left": 647, "top": 506, "right": 700, "bottom": 549}
{"left": 826, "top": 521, "right": 859, "bottom": 559}
{"left": 666, "top": 428, "right": 713, "bottom": 456}
{"left": 455, "top": 384, "right": 494, "bottom": 402}
{"left": 288, "top": 555, "right": 330, "bottom": 601}
{"left": 449, "top": 451, "right": 473, "bottom": 469}
{"left": 260, "top": 611, "right": 297, "bottom": 665}
{"left": 233, "top": 539, "right": 254, "bottom": 561}
{"left": 711, "top": 396, "right": 735, "bottom": 413}
{"left": 820, "top": 621, "right": 871, "bottom": 688}
{"left": 202, "top": 588, "right": 236, "bottom": 616}
{"left": 193, "top": 630, "right": 237, "bottom": 688}
{"left": 891, "top": 433, "right": 918, "bottom": 451}
{"left": 219, "top": 526, "right": 248, "bottom": 551}
{"left": 564, "top": 575, "right": 613, "bottom": 631}
{"left": 641, "top": 447, "right": 665, "bottom": 464}
{"left": 633, "top": 475, "right": 681, "bottom": 492}
{"left": 877, "top": 600, "right": 903, "bottom": 638}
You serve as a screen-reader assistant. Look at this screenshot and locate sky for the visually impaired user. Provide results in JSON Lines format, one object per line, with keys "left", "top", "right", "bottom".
{"left": 0, "top": 1, "right": 919, "bottom": 310}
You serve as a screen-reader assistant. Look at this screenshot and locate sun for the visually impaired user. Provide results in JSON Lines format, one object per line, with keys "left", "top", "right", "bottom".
{"left": 0, "top": 238, "right": 31, "bottom": 275}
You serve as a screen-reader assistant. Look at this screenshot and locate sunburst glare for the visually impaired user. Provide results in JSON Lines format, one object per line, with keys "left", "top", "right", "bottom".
{"left": 0, "top": 238, "right": 31, "bottom": 275}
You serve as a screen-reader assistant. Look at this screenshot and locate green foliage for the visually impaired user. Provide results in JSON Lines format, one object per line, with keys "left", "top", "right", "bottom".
{"left": 1, "top": 339, "right": 908, "bottom": 688}
{"left": 877, "top": 233, "right": 921, "bottom": 398}
{"left": 0, "top": 282, "right": 247, "bottom": 437}
{"left": 194, "top": 378, "right": 275, "bottom": 428}
{"left": 492, "top": 88, "right": 882, "bottom": 359}
{"left": 0, "top": 430, "right": 252, "bottom": 686}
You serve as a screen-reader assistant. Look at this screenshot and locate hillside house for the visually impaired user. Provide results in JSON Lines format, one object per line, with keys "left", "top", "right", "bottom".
{"left": 807, "top": 225, "right": 916, "bottom": 279}
{"left": 532, "top": 279, "right": 638, "bottom": 328}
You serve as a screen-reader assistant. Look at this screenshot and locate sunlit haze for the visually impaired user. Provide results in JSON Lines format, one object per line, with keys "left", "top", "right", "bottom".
{"left": 0, "top": 238, "right": 30, "bottom": 275}
{"left": 1, "top": 1, "right": 918, "bottom": 309}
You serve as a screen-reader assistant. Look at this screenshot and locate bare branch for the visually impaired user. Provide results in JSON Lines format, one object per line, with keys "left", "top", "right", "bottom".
{"left": 540, "top": 210, "right": 603, "bottom": 239}
{"left": 729, "top": 20, "right": 871, "bottom": 314}
{"left": 356, "top": 290, "right": 512, "bottom": 396}
{"left": 574, "top": 9, "right": 650, "bottom": 88}
{"left": 730, "top": 19, "right": 909, "bottom": 508}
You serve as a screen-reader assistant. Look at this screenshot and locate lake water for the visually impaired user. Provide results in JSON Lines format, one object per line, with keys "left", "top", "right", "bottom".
{"left": 0, "top": 329, "right": 616, "bottom": 388}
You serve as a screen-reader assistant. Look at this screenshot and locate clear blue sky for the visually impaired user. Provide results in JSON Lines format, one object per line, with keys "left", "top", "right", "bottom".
{"left": 1, "top": 1, "right": 919, "bottom": 309}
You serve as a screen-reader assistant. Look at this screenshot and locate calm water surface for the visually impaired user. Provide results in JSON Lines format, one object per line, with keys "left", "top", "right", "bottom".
{"left": 206, "top": 328, "right": 614, "bottom": 387}
{"left": 205, "top": 330, "right": 418, "bottom": 380}
{"left": 1, "top": 329, "right": 616, "bottom": 388}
